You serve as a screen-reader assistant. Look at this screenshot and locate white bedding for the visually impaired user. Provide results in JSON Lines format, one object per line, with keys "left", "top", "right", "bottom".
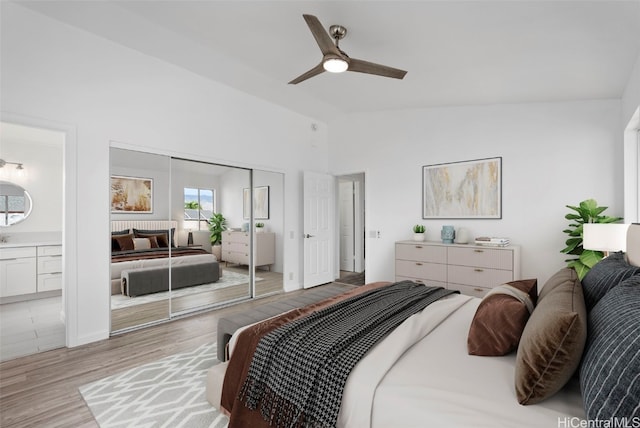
{"left": 227, "top": 292, "right": 585, "bottom": 427}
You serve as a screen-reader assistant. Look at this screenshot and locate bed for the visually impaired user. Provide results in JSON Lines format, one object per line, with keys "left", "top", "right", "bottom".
{"left": 110, "top": 221, "right": 220, "bottom": 297}
{"left": 209, "top": 224, "right": 640, "bottom": 427}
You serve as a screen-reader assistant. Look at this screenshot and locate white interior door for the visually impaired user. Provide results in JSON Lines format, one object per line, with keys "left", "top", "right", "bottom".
{"left": 304, "top": 171, "right": 335, "bottom": 288}
{"left": 339, "top": 180, "right": 355, "bottom": 272}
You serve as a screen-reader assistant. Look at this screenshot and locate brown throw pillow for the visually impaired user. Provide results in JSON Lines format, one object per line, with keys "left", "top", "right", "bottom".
{"left": 468, "top": 279, "right": 538, "bottom": 356}
{"left": 515, "top": 268, "right": 587, "bottom": 405}
{"left": 112, "top": 233, "right": 134, "bottom": 251}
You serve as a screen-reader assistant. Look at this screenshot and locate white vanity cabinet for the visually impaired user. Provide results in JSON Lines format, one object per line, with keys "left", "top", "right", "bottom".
{"left": 0, "top": 246, "right": 37, "bottom": 297}
{"left": 0, "top": 244, "right": 63, "bottom": 298}
{"left": 37, "top": 245, "right": 63, "bottom": 292}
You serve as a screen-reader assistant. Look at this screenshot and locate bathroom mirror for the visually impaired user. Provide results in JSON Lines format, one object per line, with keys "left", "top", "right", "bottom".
{"left": 0, "top": 180, "right": 33, "bottom": 226}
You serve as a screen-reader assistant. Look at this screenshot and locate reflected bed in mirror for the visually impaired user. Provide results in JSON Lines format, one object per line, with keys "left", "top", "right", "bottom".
{"left": 0, "top": 180, "right": 33, "bottom": 226}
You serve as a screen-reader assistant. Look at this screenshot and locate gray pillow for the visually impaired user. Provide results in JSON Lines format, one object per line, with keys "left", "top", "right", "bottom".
{"left": 581, "top": 252, "right": 640, "bottom": 311}
{"left": 580, "top": 275, "right": 640, "bottom": 420}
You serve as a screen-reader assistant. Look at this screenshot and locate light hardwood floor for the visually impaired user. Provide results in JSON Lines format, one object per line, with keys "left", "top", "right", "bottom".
{"left": 0, "top": 282, "right": 354, "bottom": 428}
{"left": 111, "top": 265, "right": 284, "bottom": 331}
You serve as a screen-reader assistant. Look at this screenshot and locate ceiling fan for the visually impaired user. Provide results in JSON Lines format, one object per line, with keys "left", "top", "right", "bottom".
{"left": 289, "top": 14, "right": 408, "bottom": 84}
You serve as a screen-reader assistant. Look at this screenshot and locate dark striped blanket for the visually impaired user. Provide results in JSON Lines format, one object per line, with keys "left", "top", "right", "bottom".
{"left": 238, "top": 280, "right": 457, "bottom": 428}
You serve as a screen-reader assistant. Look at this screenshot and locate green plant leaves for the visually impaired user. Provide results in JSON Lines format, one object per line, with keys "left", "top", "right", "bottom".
{"left": 561, "top": 198, "right": 622, "bottom": 279}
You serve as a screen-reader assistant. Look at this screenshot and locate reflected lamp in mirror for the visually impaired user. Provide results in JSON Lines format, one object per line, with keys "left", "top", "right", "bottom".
{"left": 0, "top": 180, "right": 33, "bottom": 226}
{"left": 0, "top": 158, "right": 25, "bottom": 180}
{"left": 583, "top": 223, "right": 629, "bottom": 256}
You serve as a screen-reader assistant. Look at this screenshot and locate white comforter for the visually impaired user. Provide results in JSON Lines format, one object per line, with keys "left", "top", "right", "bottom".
{"left": 229, "top": 292, "right": 585, "bottom": 428}
{"left": 339, "top": 294, "right": 585, "bottom": 428}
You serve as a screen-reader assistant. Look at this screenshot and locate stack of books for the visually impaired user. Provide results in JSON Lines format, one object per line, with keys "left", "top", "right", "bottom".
{"left": 474, "top": 237, "right": 511, "bottom": 247}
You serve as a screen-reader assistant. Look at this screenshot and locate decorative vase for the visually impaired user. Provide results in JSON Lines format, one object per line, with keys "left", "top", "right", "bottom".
{"left": 455, "top": 227, "right": 469, "bottom": 244}
{"left": 413, "top": 233, "right": 425, "bottom": 242}
{"left": 441, "top": 225, "right": 455, "bottom": 244}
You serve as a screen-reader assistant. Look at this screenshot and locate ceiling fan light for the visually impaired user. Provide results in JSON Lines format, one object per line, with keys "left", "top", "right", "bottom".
{"left": 323, "top": 58, "right": 348, "bottom": 73}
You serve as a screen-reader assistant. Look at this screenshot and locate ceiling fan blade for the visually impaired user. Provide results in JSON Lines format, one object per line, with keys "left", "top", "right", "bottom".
{"left": 288, "top": 62, "right": 325, "bottom": 84}
{"left": 303, "top": 14, "right": 341, "bottom": 57}
{"left": 348, "top": 58, "right": 407, "bottom": 80}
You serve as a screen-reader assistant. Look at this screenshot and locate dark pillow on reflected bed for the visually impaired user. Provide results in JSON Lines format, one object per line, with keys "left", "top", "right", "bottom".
{"left": 580, "top": 275, "right": 640, "bottom": 421}
{"left": 580, "top": 252, "right": 640, "bottom": 311}
{"left": 467, "top": 279, "right": 538, "bottom": 356}
{"left": 515, "top": 268, "right": 587, "bottom": 405}
{"left": 133, "top": 228, "right": 175, "bottom": 248}
{"left": 111, "top": 233, "right": 134, "bottom": 251}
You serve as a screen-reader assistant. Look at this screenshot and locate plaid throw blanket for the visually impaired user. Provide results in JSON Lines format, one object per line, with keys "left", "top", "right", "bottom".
{"left": 238, "top": 281, "right": 457, "bottom": 428}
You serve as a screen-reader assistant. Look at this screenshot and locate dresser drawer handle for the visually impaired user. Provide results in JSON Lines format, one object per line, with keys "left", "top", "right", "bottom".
{"left": 474, "top": 268, "right": 484, "bottom": 272}
{"left": 415, "top": 245, "right": 423, "bottom": 249}
{"left": 474, "top": 249, "right": 484, "bottom": 253}
{"left": 474, "top": 288, "right": 484, "bottom": 292}
{"left": 415, "top": 262, "right": 423, "bottom": 266}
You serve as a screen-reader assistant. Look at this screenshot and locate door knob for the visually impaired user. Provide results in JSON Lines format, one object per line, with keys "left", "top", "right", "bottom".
{"left": 304, "top": 234, "right": 315, "bottom": 238}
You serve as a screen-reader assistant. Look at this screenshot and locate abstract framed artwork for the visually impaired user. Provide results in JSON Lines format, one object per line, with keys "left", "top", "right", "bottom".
{"left": 110, "top": 175, "right": 153, "bottom": 213}
{"left": 243, "top": 186, "right": 270, "bottom": 220}
{"left": 422, "top": 157, "right": 502, "bottom": 219}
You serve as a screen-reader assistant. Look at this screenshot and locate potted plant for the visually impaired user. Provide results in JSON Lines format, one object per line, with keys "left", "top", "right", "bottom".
{"left": 255, "top": 222, "right": 265, "bottom": 233}
{"left": 561, "top": 198, "right": 622, "bottom": 279}
{"left": 413, "top": 224, "right": 426, "bottom": 241}
{"left": 209, "top": 212, "right": 227, "bottom": 260}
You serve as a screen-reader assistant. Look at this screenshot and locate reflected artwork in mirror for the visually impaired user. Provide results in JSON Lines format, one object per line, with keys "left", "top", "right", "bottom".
{"left": 0, "top": 180, "right": 33, "bottom": 226}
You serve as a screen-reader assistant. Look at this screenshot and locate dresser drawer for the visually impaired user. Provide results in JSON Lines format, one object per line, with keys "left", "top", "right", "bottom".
{"left": 38, "top": 255, "right": 62, "bottom": 274}
{"left": 396, "top": 243, "right": 446, "bottom": 263}
{"left": 0, "top": 246, "right": 36, "bottom": 260}
{"left": 447, "top": 283, "right": 490, "bottom": 298}
{"left": 447, "top": 246, "right": 513, "bottom": 270}
{"left": 447, "top": 265, "right": 513, "bottom": 288}
{"left": 396, "top": 259, "right": 447, "bottom": 282}
{"left": 223, "top": 232, "right": 250, "bottom": 244}
{"left": 227, "top": 242, "right": 249, "bottom": 252}
{"left": 38, "top": 245, "right": 62, "bottom": 257}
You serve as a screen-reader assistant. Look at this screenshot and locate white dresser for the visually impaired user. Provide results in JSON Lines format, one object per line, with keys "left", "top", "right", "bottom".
{"left": 0, "top": 244, "right": 62, "bottom": 298}
{"left": 221, "top": 231, "right": 275, "bottom": 269}
{"left": 395, "top": 241, "right": 521, "bottom": 298}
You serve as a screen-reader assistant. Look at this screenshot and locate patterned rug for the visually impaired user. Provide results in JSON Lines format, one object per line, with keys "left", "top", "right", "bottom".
{"left": 111, "top": 271, "right": 260, "bottom": 309}
{"left": 79, "top": 342, "right": 228, "bottom": 428}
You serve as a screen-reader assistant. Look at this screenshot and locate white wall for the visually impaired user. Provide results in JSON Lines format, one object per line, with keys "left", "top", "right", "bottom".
{"left": 0, "top": 135, "right": 63, "bottom": 233}
{"left": 328, "top": 100, "right": 623, "bottom": 287}
{"left": 1, "top": 3, "right": 328, "bottom": 346}
{"left": 622, "top": 52, "right": 640, "bottom": 126}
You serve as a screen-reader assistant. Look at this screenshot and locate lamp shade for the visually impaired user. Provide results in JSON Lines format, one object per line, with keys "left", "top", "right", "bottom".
{"left": 583, "top": 223, "right": 629, "bottom": 252}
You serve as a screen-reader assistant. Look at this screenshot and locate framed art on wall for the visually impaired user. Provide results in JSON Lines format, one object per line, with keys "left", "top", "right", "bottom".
{"left": 243, "top": 186, "right": 270, "bottom": 220}
{"left": 422, "top": 157, "right": 502, "bottom": 219}
{"left": 110, "top": 175, "right": 153, "bottom": 213}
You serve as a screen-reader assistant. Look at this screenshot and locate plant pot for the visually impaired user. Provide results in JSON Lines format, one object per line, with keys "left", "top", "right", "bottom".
{"left": 256, "top": 228, "right": 265, "bottom": 233}
{"left": 413, "top": 233, "right": 425, "bottom": 242}
{"left": 211, "top": 244, "right": 222, "bottom": 261}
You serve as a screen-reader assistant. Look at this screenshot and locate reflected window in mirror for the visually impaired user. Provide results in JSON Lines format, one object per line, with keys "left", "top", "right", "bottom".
{"left": 184, "top": 187, "right": 214, "bottom": 232}
{"left": 0, "top": 181, "right": 33, "bottom": 226}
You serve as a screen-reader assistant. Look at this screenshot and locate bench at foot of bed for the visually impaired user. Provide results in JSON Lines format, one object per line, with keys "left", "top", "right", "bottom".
{"left": 121, "top": 261, "right": 220, "bottom": 297}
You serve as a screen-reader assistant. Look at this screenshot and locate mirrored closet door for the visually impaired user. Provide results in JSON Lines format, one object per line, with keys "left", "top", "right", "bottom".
{"left": 110, "top": 148, "right": 172, "bottom": 331}
{"left": 110, "top": 148, "right": 284, "bottom": 333}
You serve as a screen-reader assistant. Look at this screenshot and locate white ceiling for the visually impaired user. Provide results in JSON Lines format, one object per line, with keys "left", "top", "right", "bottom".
{"left": 15, "top": 0, "right": 640, "bottom": 122}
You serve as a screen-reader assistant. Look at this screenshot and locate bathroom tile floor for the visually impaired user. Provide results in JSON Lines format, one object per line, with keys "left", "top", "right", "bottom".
{"left": 0, "top": 296, "right": 65, "bottom": 362}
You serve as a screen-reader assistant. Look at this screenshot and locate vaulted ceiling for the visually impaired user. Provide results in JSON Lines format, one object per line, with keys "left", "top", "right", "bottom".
{"left": 15, "top": 0, "right": 640, "bottom": 121}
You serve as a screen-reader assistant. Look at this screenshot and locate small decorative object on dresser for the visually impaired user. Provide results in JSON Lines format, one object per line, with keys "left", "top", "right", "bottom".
{"left": 412, "top": 224, "right": 426, "bottom": 241}
{"left": 441, "top": 225, "right": 455, "bottom": 244}
{"left": 255, "top": 222, "right": 265, "bottom": 233}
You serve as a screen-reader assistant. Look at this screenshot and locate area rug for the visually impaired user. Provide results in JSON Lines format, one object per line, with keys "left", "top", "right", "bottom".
{"left": 79, "top": 342, "right": 228, "bottom": 428}
{"left": 111, "top": 271, "right": 261, "bottom": 309}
